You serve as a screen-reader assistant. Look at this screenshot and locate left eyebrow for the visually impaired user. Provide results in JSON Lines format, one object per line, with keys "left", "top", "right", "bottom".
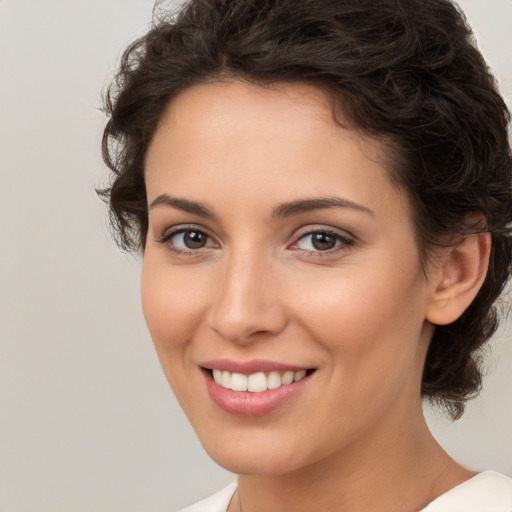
{"left": 148, "top": 194, "right": 217, "bottom": 219}
{"left": 272, "top": 197, "right": 375, "bottom": 220}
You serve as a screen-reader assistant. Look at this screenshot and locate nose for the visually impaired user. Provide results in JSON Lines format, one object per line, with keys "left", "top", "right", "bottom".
{"left": 205, "top": 250, "right": 288, "bottom": 344}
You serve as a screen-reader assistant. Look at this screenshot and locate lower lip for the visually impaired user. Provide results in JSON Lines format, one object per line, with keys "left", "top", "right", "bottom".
{"left": 203, "top": 370, "right": 314, "bottom": 417}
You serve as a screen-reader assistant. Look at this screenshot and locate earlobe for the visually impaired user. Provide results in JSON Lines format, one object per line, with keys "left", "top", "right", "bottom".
{"left": 425, "top": 232, "right": 491, "bottom": 326}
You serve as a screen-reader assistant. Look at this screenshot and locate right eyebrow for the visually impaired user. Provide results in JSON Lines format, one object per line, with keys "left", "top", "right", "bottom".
{"left": 272, "top": 196, "right": 374, "bottom": 220}
{"left": 148, "top": 194, "right": 216, "bottom": 219}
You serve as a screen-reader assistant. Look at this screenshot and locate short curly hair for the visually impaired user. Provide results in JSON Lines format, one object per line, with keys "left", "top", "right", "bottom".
{"left": 100, "top": 0, "right": 512, "bottom": 419}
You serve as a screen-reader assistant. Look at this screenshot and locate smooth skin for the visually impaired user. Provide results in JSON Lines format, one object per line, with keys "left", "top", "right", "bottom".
{"left": 142, "top": 80, "right": 490, "bottom": 512}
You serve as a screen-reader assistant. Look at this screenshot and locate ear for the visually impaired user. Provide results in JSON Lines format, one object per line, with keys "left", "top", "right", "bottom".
{"left": 425, "top": 232, "right": 491, "bottom": 326}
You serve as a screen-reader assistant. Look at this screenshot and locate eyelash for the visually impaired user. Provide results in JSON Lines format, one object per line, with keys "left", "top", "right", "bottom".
{"left": 157, "top": 226, "right": 216, "bottom": 256}
{"left": 157, "top": 226, "right": 355, "bottom": 257}
{"left": 291, "top": 228, "right": 355, "bottom": 257}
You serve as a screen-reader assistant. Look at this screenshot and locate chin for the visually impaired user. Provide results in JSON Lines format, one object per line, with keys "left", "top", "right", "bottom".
{"left": 209, "top": 450, "right": 305, "bottom": 476}
{"left": 198, "top": 429, "right": 321, "bottom": 476}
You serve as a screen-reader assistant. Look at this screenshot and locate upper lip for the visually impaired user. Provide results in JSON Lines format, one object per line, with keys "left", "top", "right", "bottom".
{"left": 200, "top": 359, "right": 313, "bottom": 374}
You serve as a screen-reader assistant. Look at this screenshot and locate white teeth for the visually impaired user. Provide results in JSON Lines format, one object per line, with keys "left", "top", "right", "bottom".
{"left": 221, "top": 370, "right": 231, "bottom": 389}
{"left": 294, "top": 370, "right": 307, "bottom": 382}
{"left": 281, "top": 371, "right": 294, "bottom": 385}
{"left": 211, "top": 369, "right": 309, "bottom": 392}
{"left": 267, "top": 371, "right": 282, "bottom": 390}
{"left": 230, "top": 372, "right": 248, "bottom": 391}
{"left": 247, "top": 372, "right": 267, "bottom": 392}
{"left": 213, "top": 369, "right": 222, "bottom": 383}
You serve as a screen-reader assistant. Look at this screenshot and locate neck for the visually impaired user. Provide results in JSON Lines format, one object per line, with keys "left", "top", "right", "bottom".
{"left": 231, "top": 406, "right": 473, "bottom": 512}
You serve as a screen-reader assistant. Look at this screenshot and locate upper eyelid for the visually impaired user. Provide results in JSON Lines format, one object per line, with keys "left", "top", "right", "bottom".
{"left": 157, "top": 226, "right": 219, "bottom": 254}
{"left": 159, "top": 224, "right": 214, "bottom": 240}
{"left": 288, "top": 226, "right": 356, "bottom": 255}
{"left": 292, "top": 224, "right": 355, "bottom": 241}
{"left": 156, "top": 229, "right": 216, "bottom": 254}
{"left": 291, "top": 231, "right": 354, "bottom": 249}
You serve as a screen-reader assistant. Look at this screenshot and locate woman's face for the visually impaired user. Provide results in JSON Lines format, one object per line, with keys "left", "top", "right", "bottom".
{"left": 142, "top": 80, "right": 438, "bottom": 475}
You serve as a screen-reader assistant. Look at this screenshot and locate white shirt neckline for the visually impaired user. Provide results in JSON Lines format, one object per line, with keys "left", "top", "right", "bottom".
{"left": 178, "top": 470, "right": 512, "bottom": 512}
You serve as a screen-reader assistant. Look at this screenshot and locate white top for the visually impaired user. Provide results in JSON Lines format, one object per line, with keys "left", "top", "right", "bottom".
{"left": 177, "top": 471, "right": 512, "bottom": 512}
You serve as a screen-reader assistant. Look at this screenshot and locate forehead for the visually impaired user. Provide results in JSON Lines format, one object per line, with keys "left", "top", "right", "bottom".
{"left": 160, "top": 79, "right": 335, "bottom": 123}
{"left": 151, "top": 80, "right": 342, "bottom": 159}
{"left": 145, "top": 79, "right": 406, "bottom": 221}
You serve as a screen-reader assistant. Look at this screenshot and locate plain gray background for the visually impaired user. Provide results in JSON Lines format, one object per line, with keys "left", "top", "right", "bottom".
{"left": 0, "top": 1, "right": 511, "bottom": 511}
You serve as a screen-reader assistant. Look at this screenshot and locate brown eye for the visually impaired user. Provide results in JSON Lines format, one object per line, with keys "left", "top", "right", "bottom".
{"left": 296, "top": 231, "right": 341, "bottom": 251}
{"left": 310, "top": 232, "right": 337, "bottom": 251}
{"left": 182, "top": 230, "right": 208, "bottom": 249}
{"left": 293, "top": 229, "right": 354, "bottom": 254}
{"left": 159, "top": 227, "right": 216, "bottom": 252}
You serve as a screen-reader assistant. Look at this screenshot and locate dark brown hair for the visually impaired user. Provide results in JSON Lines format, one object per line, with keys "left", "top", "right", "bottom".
{"left": 100, "top": 0, "right": 512, "bottom": 419}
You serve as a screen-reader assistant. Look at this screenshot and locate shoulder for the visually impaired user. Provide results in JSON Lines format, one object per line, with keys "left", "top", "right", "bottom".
{"left": 176, "top": 481, "right": 237, "bottom": 512}
{"left": 422, "top": 471, "right": 512, "bottom": 511}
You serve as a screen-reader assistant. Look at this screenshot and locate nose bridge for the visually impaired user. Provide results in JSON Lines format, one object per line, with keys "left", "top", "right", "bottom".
{"left": 207, "top": 245, "right": 286, "bottom": 343}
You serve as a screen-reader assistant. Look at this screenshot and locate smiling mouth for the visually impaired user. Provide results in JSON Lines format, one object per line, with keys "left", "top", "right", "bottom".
{"left": 203, "top": 368, "right": 316, "bottom": 393}
{"left": 201, "top": 364, "right": 317, "bottom": 416}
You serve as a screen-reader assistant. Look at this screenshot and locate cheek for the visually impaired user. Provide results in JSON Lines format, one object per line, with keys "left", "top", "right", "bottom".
{"left": 140, "top": 256, "right": 208, "bottom": 359}
{"left": 290, "top": 267, "right": 429, "bottom": 445}
{"left": 292, "top": 257, "right": 428, "bottom": 384}
{"left": 140, "top": 255, "right": 217, "bottom": 414}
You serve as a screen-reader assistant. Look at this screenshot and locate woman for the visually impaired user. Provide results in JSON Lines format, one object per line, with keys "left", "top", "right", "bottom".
{"left": 100, "top": 0, "right": 512, "bottom": 510}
